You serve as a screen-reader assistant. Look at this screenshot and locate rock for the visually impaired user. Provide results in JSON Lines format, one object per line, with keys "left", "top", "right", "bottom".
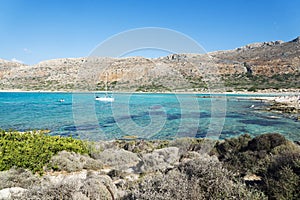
{"left": 179, "top": 151, "right": 201, "bottom": 163}
{"left": 0, "top": 187, "right": 27, "bottom": 200}
{"left": 20, "top": 171, "right": 118, "bottom": 200}
{"left": 107, "top": 169, "right": 127, "bottom": 180}
{"left": 169, "top": 137, "right": 195, "bottom": 154}
{"left": 94, "top": 149, "right": 141, "bottom": 171}
{"left": 47, "top": 150, "right": 103, "bottom": 172}
{"left": 290, "top": 36, "right": 300, "bottom": 43}
{"left": 137, "top": 147, "right": 180, "bottom": 173}
{"left": 117, "top": 140, "right": 159, "bottom": 153}
{"left": 243, "top": 174, "right": 262, "bottom": 181}
{"left": 238, "top": 40, "right": 284, "bottom": 50}
{"left": 78, "top": 174, "right": 117, "bottom": 200}
{"left": 0, "top": 168, "right": 39, "bottom": 190}
{"left": 295, "top": 141, "right": 300, "bottom": 146}
{"left": 72, "top": 192, "right": 90, "bottom": 200}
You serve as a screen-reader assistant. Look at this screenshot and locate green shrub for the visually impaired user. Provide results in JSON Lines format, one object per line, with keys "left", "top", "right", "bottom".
{"left": 214, "top": 133, "right": 300, "bottom": 199}
{"left": 247, "top": 86, "right": 257, "bottom": 92}
{"left": 262, "top": 152, "right": 300, "bottom": 200}
{"left": 0, "top": 130, "right": 88, "bottom": 174}
{"left": 247, "top": 133, "right": 287, "bottom": 152}
{"left": 136, "top": 84, "right": 171, "bottom": 92}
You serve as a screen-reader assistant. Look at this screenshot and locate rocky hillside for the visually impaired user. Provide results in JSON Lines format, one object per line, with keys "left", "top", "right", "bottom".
{"left": 1, "top": 37, "right": 299, "bottom": 92}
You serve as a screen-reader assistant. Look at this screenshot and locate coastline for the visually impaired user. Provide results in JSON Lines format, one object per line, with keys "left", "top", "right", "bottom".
{"left": 0, "top": 88, "right": 299, "bottom": 96}
{"left": 0, "top": 89, "right": 72, "bottom": 93}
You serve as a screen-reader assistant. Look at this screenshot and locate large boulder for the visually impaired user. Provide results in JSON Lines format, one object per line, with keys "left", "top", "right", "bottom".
{"left": 94, "top": 149, "right": 141, "bottom": 171}
{"left": 0, "top": 187, "right": 27, "bottom": 200}
{"left": 46, "top": 150, "right": 103, "bottom": 172}
{"left": 137, "top": 147, "right": 180, "bottom": 173}
{"left": 0, "top": 168, "right": 39, "bottom": 190}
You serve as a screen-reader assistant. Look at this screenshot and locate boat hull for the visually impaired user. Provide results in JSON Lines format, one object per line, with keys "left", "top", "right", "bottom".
{"left": 95, "top": 97, "right": 114, "bottom": 102}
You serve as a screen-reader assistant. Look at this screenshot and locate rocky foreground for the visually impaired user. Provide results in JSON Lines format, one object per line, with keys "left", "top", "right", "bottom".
{"left": 0, "top": 132, "right": 299, "bottom": 200}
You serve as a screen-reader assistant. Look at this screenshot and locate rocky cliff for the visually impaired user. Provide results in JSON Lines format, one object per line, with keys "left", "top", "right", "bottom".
{"left": 1, "top": 37, "right": 299, "bottom": 92}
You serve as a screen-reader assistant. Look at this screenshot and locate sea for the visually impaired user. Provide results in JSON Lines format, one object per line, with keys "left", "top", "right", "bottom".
{"left": 0, "top": 92, "right": 299, "bottom": 141}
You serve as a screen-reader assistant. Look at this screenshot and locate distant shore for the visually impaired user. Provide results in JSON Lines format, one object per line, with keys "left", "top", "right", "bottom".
{"left": 0, "top": 88, "right": 299, "bottom": 95}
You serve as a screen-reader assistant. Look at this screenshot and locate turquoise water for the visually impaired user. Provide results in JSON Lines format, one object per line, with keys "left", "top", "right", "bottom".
{"left": 0, "top": 92, "right": 299, "bottom": 141}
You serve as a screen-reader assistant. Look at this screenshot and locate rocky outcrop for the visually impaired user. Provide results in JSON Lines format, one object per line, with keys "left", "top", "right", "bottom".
{"left": 210, "top": 37, "right": 300, "bottom": 76}
{"left": 18, "top": 171, "right": 118, "bottom": 200}
{"left": 136, "top": 147, "right": 180, "bottom": 173}
{"left": 0, "top": 187, "right": 27, "bottom": 200}
{"left": 92, "top": 148, "right": 141, "bottom": 172}
{"left": 256, "top": 95, "right": 300, "bottom": 120}
{"left": 46, "top": 150, "right": 103, "bottom": 172}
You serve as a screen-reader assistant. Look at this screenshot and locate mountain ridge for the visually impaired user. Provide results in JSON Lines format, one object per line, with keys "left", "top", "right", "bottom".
{"left": 1, "top": 37, "right": 299, "bottom": 92}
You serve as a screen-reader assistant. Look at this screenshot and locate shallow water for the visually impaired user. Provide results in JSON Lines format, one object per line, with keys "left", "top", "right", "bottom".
{"left": 0, "top": 92, "right": 298, "bottom": 141}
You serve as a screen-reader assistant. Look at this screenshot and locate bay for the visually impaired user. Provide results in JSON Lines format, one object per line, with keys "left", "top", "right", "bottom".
{"left": 0, "top": 92, "right": 298, "bottom": 141}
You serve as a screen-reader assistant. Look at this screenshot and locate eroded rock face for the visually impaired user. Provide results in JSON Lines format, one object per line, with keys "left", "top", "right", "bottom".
{"left": 0, "top": 37, "right": 299, "bottom": 91}
{"left": 210, "top": 38, "right": 300, "bottom": 76}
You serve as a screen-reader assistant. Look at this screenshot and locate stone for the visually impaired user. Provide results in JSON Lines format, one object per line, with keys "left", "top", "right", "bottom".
{"left": 46, "top": 150, "right": 103, "bottom": 172}
{"left": 0, "top": 187, "right": 27, "bottom": 200}
{"left": 94, "top": 149, "right": 141, "bottom": 171}
{"left": 20, "top": 170, "right": 118, "bottom": 200}
{"left": 0, "top": 168, "right": 39, "bottom": 190}
{"left": 137, "top": 147, "right": 180, "bottom": 173}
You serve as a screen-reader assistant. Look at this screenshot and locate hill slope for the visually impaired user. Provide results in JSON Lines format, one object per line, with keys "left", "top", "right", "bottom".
{"left": 0, "top": 37, "right": 299, "bottom": 92}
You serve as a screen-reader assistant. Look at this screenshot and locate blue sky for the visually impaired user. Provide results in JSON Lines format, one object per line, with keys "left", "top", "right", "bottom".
{"left": 0, "top": 0, "right": 299, "bottom": 65}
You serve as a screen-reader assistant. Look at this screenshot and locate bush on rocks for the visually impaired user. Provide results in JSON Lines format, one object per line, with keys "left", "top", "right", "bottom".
{"left": 94, "top": 149, "right": 141, "bottom": 171}
{"left": 125, "top": 155, "right": 266, "bottom": 200}
{"left": 262, "top": 151, "right": 300, "bottom": 200}
{"left": 136, "top": 147, "right": 179, "bottom": 173}
{"left": 214, "top": 133, "right": 300, "bottom": 200}
{"left": 247, "top": 133, "right": 287, "bottom": 152}
{"left": 46, "top": 150, "right": 103, "bottom": 172}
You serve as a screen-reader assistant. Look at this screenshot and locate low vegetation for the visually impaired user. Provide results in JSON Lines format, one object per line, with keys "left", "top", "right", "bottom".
{"left": 213, "top": 133, "right": 300, "bottom": 200}
{"left": 0, "top": 130, "right": 88, "bottom": 174}
{"left": 223, "top": 72, "right": 300, "bottom": 91}
{"left": 124, "top": 155, "right": 266, "bottom": 200}
{"left": 136, "top": 84, "right": 172, "bottom": 92}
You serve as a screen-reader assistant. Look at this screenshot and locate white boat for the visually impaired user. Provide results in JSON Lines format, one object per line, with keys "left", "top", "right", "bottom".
{"left": 95, "top": 73, "right": 115, "bottom": 102}
{"left": 95, "top": 95, "right": 114, "bottom": 102}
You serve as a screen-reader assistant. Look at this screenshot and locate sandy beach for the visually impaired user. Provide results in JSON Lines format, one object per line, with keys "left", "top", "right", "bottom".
{"left": 0, "top": 88, "right": 299, "bottom": 95}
